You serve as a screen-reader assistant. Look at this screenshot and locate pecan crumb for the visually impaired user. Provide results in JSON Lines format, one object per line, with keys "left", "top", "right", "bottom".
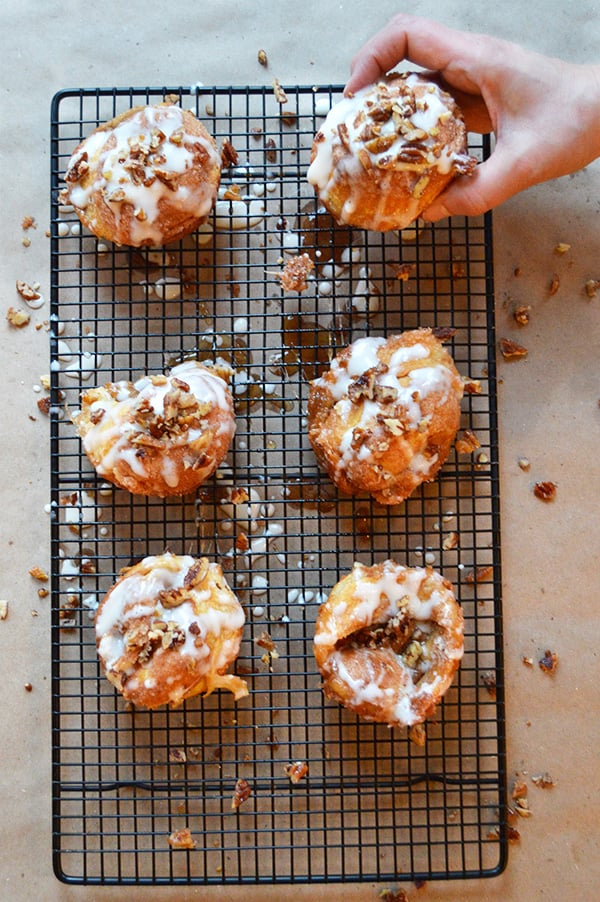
{"left": 465, "top": 564, "right": 494, "bottom": 584}
{"left": 285, "top": 761, "right": 308, "bottom": 784}
{"left": 256, "top": 631, "right": 275, "bottom": 652}
{"left": 37, "top": 397, "right": 51, "bottom": 416}
{"left": 480, "top": 671, "right": 497, "bottom": 698}
{"left": 168, "top": 827, "right": 196, "bottom": 850}
{"left": 531, "top": 772, "right": 555, "bottom": 788}
{"left": 0, "top": 600, "right": 8, "bottom": 620}
{"left": 29, "top": 565, "right": 49, "bottom": 582}
{"left": 380, "top": 890, "right": 409, "bottom": 902}
{"left": 442, "top": 531, "right": 459, "bottom": 551}
{"left": 554, "top": 242, "right": 570, "bottom": 255}
{"left": 24, "top": 682, "right": 33, "bottom": 692}
{"left": 257, "top": 49, "right": 268, "bottom": 67}
{"left": 533, "top": 481, "right": 557, "bottom": 502}
{"left": 16, "top": 280, "right": 41, "bottom": 303}
{"left": 548, "top": 273, "right": 560, "bottom": 296}
{"left": 539, "top": 649, "right": 558, "bottom": 675}
{"left": 517, "top": 457, "right": 530, "bottom": 471}
{"left": 220, "top": 138, "right": 239, "bottom": 168}
{"left": 499, "top": 337, "right": 528, "bottom": 361}
{"left": 169, "top": 748, "right": 187, "bottom": 764}
{"left": 395, "top": 263, "right": 413, "bottom": 281}
{"left": 522, "top": 655, "right": 534, "bottom": 667}
{"left": 409, "top": 723, "right": 426, "bottom": 747}
{"left": 513, "top": 304, "right": 531, "bottom": 326}
{"left": 584, "top": 279, "right": 600, "bottom": 299}
{"left": 454, "top": 429, "right": 481, "bottom": 455}
{"left": 231, "top": 777, "right": 252, "bottom": 810}
{"left": 272, "top": 78, "right": 288, "bottom": 104}
{"left": 22, "top": 216, "right": 37, "bottom": 230}
{"left": 275, "top": 253, "right": 314, "bottom": 292}
{"left": 463, "top": 378, "right": 482, "bottom": 395}
{"left": 7, "top": 306, "right": 30, "bottom": 328}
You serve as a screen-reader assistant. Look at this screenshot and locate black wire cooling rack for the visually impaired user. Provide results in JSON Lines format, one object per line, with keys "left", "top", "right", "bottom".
{"left": 49, "top": 84, "right": 508, "bottom": 886}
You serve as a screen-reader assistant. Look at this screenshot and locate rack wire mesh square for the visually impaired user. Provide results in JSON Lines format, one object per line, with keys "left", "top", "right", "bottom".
{"left": 50, "top": 84, "right": 508, "bottom": 886}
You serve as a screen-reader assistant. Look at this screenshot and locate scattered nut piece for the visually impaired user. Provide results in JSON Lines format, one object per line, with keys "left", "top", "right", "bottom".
{"left": 442, "top": 531, "right": 459, "bottom": 551}
{"left": 24, "top": 683, "right": 33, "bottom": 692}
{"left": 480, "top": 671, "right": 497, "bottom": 698}
{"left": 513, "top": 304, "right": 531, "bottom": 326}
{"left": 264, "top": 137, "right": 277, "bottom": 163}
{"left": 169, "top": 748, "right": 187, "bottom": 764}
{"left": 379, "top": 890, "right": 409, "bottom": 902}
{"left": 0, "top": 600, "right": 8, "bottom": 620}
{"left": 499, "top": 338, "right": 528, "bottom": 361}
{"left": 29, "top": 565, "right": 49, "bottom": 582}
{"left": 488, "top": 825, "right": 521, "bottom": 843}
{"left": 533, "top": 481, "right": 557, "bottom": 502}
{"left": 517, "top": 457, "right": 530, "bottom": 471}
{"left": 395, "top": 263, "right": 413, "bottom": 281}
{"left": 554, "top": 242, "right": 570, "bottom": 255}
{"left": 274, "top": 253, "right": 314, "bottom": 292}
{"left": 7, "top": 306, "right": 30, "bottom": 328}
{"left": 220, "top": 138, "right": 239, "bottom": 169}
{"left": 22, "top": 216, "right": 37, "bottom": 230}
{"left": 465, "top": 564, "right": 494, "bottom": 584}
{"left": 409, "top": 723, "right": 426, "bottom": 746}
{"left": 285, "top": 761, "right": 309, "bottom": 784}
{"left": 16, "top": 280, "right": 41, "bottom": 303}
{"left": 539, "top": 649, "right": 558, "bottom": 676}
{"left": 531, "top": 772, "right": 555, "bottom": 788}
{"left": 584, "top": 279, "right": 600, "bottom": 299}
{"left": 463, "top": 378, "right": 482, "bottom": 395}
{"left": 548, "top": 273, "right": 560, "bottom": 296}
{"left": 231, "top": 777, "right": 252, "bottom": 810}
{"left": 37, "top": 397, "right": 51, "bottom": 416}
{"left": 272, "top": 78, "right": 288, "bottom": 104}
{"left": 454, "top": 429, "right": 481, "bottom": 455}
{"left": 167, "top": 827, "right": 196, "bottom": 850}
{"left": 257, "top": 49, "right": 268, "bottom": 66}
{"left": 522, "top": 656, "right": 534, "bottom": 667}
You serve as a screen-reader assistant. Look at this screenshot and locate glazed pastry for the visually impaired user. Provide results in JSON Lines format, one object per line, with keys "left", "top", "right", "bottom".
{"left": 64, "top": 103, "right": 221, "bottom": 246}
{"left": 307, "top": 328, "right": 464, "bottom": 505}
{"left": 307, "top": 72, "right": 476, "bottom": 231}
{"left": 75, "top": 360, "right": 235, "bottom": 497}
{"left": 314, "top": 560, "right": 464, "bottom": 727}
{"left": 95, "top": 553, "right": 248, "bottom": 708}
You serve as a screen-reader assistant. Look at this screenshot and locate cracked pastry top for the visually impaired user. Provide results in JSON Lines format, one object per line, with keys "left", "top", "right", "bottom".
{"left": 314, "top": 560, "right": 464, "bottom": 727}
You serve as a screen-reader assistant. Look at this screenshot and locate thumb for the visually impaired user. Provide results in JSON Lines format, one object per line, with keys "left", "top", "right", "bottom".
{"left": 422, "top": 143, "right": 536, "bottom": 220}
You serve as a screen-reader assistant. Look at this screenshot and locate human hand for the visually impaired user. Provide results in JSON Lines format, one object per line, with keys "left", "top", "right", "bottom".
{"left": 346, "top": 14, "right": 600, "bottom": 219}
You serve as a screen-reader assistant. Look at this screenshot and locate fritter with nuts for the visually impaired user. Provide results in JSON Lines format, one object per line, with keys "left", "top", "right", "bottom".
{"left": 95, "top": 553, "right": 248, "bottom": 708}
{"left": 314, "top": 561, "right": 464, "bottom": 727}
{"left": 307, "top": 328, "right": 464, "bottom": 505}
{"left": 74, "top": 360, "right": 235, "bottom": 497}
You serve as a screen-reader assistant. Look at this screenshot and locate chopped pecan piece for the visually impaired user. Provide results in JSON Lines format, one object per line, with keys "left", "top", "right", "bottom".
{"left": 284, "top": 761, "right": 309, "bottom": 784}
{"left": 500, "top": 338, "right": 528, "bottom": 361}
{"left": 168, "top": 827, "right": 196, "bottom": 850}
{"left": 231, "top": 777, "right": 252, "bottom": 810}
{"left": 221, "top": 138, "right": 239, "bottom": 168}
{"left": 275, "top": 253, "right": 314, "bottom": 292}
{"left": 538, "top": 649, "right": 558, "bottom": 675}
{"left": 454, "top": 429, "right": 481, "bottom": 455}
{"left": 534, "top": 481, "right": 557, "bottom": 501}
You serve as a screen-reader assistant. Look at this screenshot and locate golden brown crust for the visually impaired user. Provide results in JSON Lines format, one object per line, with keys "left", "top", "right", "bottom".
{"left": 65, "top": 103, "right": 221, "bottom": 247}
{"left": 313, "top": 561, "right": 464, "bottom": 727}
{"left": 307, "top": 72, "right": 476, "bottom": 232}
{"left": 95, "top": 553, "right": 248, "bottom": 709}
{"left": 307, "top": 329, "right": 464, "bottom": 505}
{"left": 75, "top": 361, "right": 235, "bottom": 497}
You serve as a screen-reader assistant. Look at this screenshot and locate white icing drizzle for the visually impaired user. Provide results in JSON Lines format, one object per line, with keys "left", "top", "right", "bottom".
{"left": 67, "top": 105, "right": 220, "bottom": 244}
{"left": 313, "top": 336, "right": 454, "bottom": 479}
{"left": 316, "top": 561, "right": 463, "bottom": 726}
{"left": 307, "top": 74, "right": 463, "bottom": 228}
{"left": 96, "top": 554, "right": 244, "bottom": 681}
{"left": 79, "top": 360, "right": 234, "bottom": 484}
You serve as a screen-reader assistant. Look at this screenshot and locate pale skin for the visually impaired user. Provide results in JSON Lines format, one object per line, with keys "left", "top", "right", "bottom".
{"left": 345, "top": 13, "right": 600, "bottom": 220}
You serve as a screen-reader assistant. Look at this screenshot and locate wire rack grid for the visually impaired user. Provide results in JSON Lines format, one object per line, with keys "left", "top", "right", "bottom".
{"left": 49, "top": 84, "right": 508, "bottom": 887}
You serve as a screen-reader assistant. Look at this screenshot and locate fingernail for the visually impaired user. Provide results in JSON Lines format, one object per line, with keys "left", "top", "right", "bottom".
{"left": 422, "top": 204, "right": 450, "bottom": 223}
